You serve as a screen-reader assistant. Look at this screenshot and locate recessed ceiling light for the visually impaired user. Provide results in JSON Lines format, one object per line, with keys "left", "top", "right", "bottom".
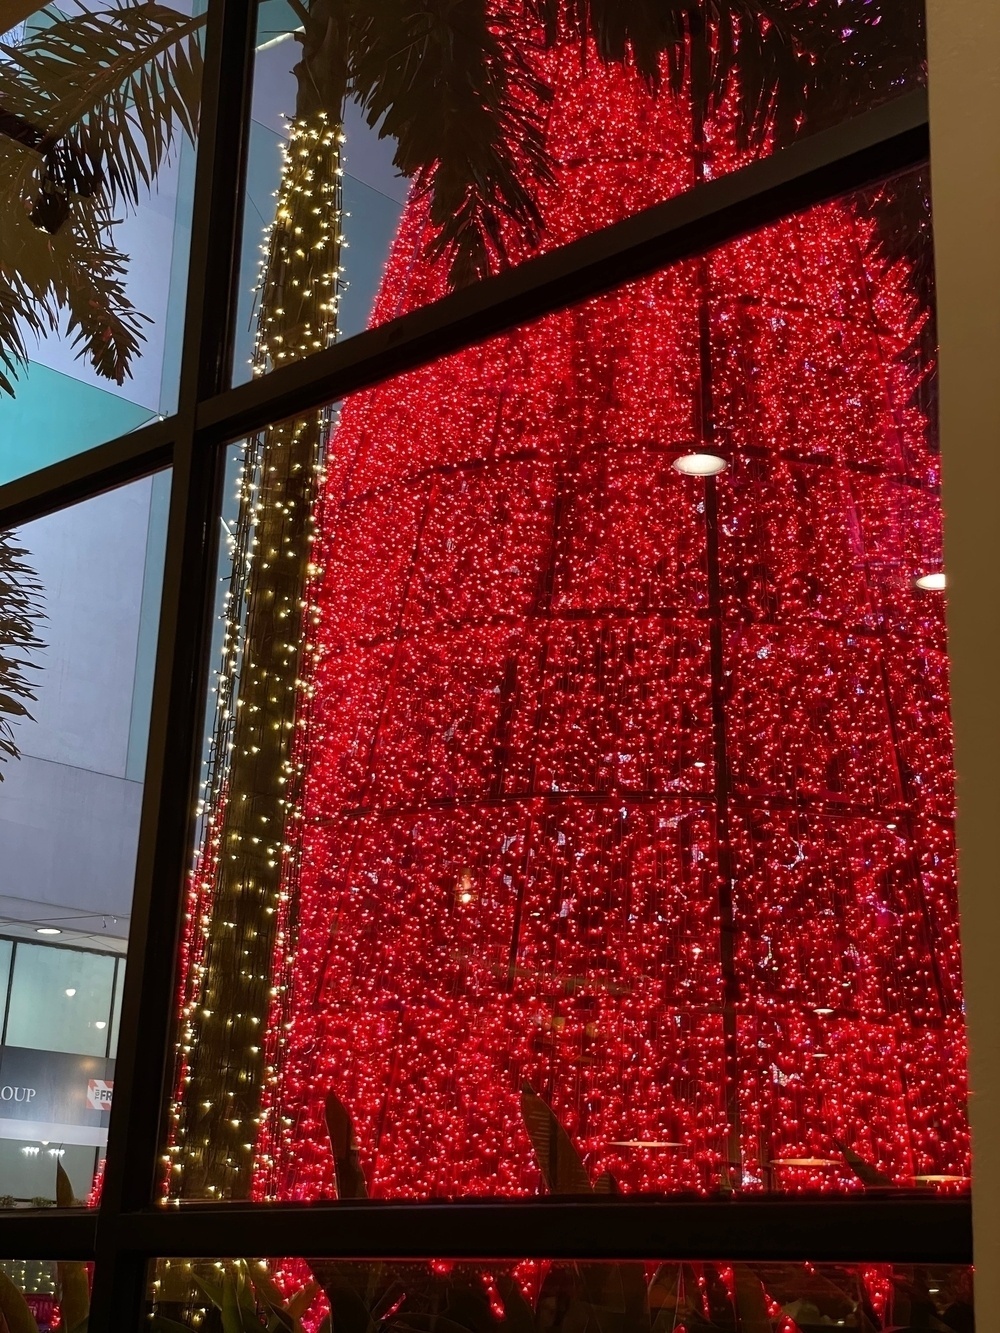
{"left": 672, "top": 452, "right": 727, "bottom": 477}
{"left": 915, "top": 571, "right": 946, "bottom": 591}
{"left": 64, "top": 988, "right": 77, "bottom": 998}
{"left": 94, "top": 1021, "right": 107, "bottom": 1030}
{"left": 36, "top": 927, "right": 61, "bottom": 936}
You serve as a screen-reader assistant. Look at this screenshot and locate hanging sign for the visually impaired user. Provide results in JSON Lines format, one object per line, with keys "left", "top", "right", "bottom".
{"left": 0, "top": 1046, "right": 116, "bottom": 1147}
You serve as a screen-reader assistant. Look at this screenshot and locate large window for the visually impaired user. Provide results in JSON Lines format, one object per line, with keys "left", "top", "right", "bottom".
{"left": 167, "top": 169, "right": 966, "bottom": 1209}
{"left": 0, "top": 471, "right": 167, "bottom": 1217}
{"left": 0, "top": 0, "right": 974, "bottom": 1328}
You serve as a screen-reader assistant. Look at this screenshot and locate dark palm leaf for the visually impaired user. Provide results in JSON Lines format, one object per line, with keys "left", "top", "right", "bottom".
{"left": 550, "top": 0, "right": 775, "bottom": 144}
{"left": 0, "top": 0, "right": 924, "bottom": 391}
{"left": 0, "top": 1, "right": 204, "bottom": 207}
{"left": 52, "top": 200, "right": 151, "bottom": 383}
{"left": 0, "top": 1, "right": 42, "bottom": 31}
{"left": 324, "top": 1090, "right": 369, "bottom": 1199}
{"left": 523, "top": 0, "right": 922, "bottom": 149}
{"left": 349, "top": 0, "right": 920, "bottom": 282}
{"left": 520, "top": 1081, "right": 594, "bottom": 1194}
{"left": 0, "top": 3, "right": 198, "bottom": 390}
{"left": 0, "top": 527, "right": 44, "bottom": 778}
{"left": 0, "top": 267, "right": 51, "bottom": 395}
{"left": 348, "top": 0, "right": 553, "bottom": 287}
{"left": 0, "top": 141, "right": 149, "bottom": 386}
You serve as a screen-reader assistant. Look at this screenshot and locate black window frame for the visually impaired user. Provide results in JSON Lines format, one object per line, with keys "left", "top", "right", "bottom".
{"left": 0, "top": 0, "right": 970, "bottom": 1326}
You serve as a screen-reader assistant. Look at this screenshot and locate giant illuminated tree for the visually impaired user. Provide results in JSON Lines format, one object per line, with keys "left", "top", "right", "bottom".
{"left": 248, "top": 41, "right": 968, "bottom": 1201}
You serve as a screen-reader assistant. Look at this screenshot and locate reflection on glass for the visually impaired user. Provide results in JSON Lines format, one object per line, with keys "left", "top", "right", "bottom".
{"left": 168, "top": 159, "right": 967, "bottom": 1204}
{"left": 0, "top": 1258, "right": 88, "bottom": 1333}
{"left": 0, "top": 471, "right": 169, "bottom": 1206}
{"left": 147, "top": 1257, "right": 974, "bottom": 1333}
{"left": 0, "top": 1140, "right": 96, "bottom": 1207}
{"left": 5, "top": 943, "right": 115, "bottom": 1056}
{"left": 0, "top": 3, "right": 203, "bottom": 484}
{"left": 234, "top": 0, "right": 925, "bottom": 393}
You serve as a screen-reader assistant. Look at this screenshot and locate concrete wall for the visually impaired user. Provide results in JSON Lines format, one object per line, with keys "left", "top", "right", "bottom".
{"left": 927, "top": 0, "right": 1000, "bottom": 1306}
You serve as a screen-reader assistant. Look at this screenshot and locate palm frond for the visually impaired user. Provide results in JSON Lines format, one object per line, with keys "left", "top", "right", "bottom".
{"left": 348, "top": 0, "right": 553, "bottom": 287}
{"left": 0, "top": 268, "right": 50, "bottom": 396}
{"left": 0, "top": 527, "right": 45, "bottom": 778}
{"left": 0, "top": 4, "right": 195, "bottom": 387}
{"left": 524, "top": 0, "right": 922, "bottom": 151}
{"left": 52, "top": 201, "right": 151, "bottom": 384}
{"left": 0, "top": 1, "right": 204, "bottom": 208}
{"left": 348, "top": 0, "right": 921, "bottom": 282}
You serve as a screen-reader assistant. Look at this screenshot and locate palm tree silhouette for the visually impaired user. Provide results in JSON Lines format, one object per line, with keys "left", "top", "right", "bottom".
{"left": 0, "top": 527, "right": 43, "bottom": 779}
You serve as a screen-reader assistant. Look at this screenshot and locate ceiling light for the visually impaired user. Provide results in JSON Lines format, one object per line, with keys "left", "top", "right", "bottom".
{"left": 672, "top": 452, "right": 727, "bottom": 477}
{"left": 64, "top": 988, "right": 76, "bottom": 997}
{"left": 36, "top": 927, "right": 61, "bottom": 936}
{"left": 915, "top": 571, "right": 946, "bottom": 591}
{"left": 94, "top": 1021, "right": 107, "bottom": 1030}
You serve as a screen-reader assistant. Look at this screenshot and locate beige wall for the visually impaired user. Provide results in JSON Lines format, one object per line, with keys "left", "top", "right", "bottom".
{"left": 926, "top": 0, "right": 1000, "bottom": 1306}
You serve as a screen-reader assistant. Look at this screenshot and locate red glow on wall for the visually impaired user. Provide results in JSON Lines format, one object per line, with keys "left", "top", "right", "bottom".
{"left": 253, "top": 49, "right": 968, "bottom": 1199}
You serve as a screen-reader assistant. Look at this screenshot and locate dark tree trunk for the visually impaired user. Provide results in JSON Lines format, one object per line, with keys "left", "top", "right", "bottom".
{"left": 170, "top": 1, "right": 347, "bottom": 1200}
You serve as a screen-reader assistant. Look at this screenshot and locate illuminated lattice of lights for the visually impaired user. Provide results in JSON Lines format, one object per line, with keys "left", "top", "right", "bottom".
{"left": 239, "top": 42, "right": 969, "bottom": 1207}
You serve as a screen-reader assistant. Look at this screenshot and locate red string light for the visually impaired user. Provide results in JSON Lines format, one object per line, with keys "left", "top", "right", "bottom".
{"left": 246, "top": 46, "right": 967, "bottom": 1200}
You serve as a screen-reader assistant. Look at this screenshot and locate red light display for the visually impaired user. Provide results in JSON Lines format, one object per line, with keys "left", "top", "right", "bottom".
{"left": 250, "top": 50, "right": 967, "bottom": 1199}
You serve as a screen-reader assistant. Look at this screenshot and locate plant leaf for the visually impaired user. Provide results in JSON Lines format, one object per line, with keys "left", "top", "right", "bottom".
{"left": 732, "top": 1265, "right": 771, "bottom": 1333}
{"left": 325, "top": 1090, "right": 369, "bottom": 1199}
{"left": 519, "top": 1082, "right": 593, "bottom": 1194}
{"left": 57, "top": 1259, "right": 91, "bottom": 1333}
{"left": 833, "top": 1137, "right": 893, "bottom": 1187}
{"left": 348, "top": 0, "right": 552, "bottom": 287}
{"left": 0, "top": 1265, "right": 40, "bottom": 1333}
{"left": 56, "top": 1159, "right": 76, "bottom": 1207}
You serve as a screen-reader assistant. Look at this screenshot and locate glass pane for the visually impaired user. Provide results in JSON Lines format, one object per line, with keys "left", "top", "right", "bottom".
{"left": 145, "top": 1258, "right": 975, "bottom": 1331}
{"left": 0, "top": 1259, "right": 85, "bottom": 1331}
{"left": 0, "top": 470, "right": 170, "bottom": 1207}
{"left": 5, "top": 943, "right": 114, "bottom": 1055}
{"left": 168, "top": 166, "right": 967, "bottom": 1204}
{"left": 233, "top": 0, "right": 925, "bottom": 387}
{"left": 0, "top": 3, "right": 204, "bottom": 484}
{"left": 0, "top": 939, "right": 11, "bottom": 1004}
